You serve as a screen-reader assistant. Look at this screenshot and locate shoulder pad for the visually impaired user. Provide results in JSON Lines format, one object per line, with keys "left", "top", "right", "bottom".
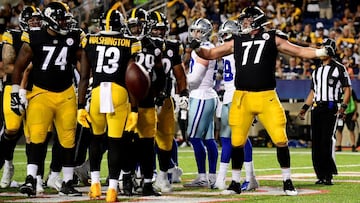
{"left": 21, "top": 31, "right": 30, "bottom": 44}
{"left": 275, "top": 29, "right": 288, "bottom": 40}
{"left": 2, "top": 31, "right": 13, "bottom": 45}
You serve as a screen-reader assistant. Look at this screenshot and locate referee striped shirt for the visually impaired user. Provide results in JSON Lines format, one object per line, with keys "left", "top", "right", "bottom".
{"left": 311, "top": 59, "right": 351, "bottom": 102}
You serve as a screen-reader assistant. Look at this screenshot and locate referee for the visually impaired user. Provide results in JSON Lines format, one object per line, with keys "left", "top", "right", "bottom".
{"left": 298, "top": 38, "right": 352, "bottom": 185}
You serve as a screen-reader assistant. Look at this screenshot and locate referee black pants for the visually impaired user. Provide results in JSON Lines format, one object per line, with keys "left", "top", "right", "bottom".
{"left": 311, "top": 105, "right": 338, "bottom": 180}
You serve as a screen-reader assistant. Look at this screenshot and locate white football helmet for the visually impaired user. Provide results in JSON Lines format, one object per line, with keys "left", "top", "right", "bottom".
{"left": 188, "top": 18, "right": 213, "bottom": 42}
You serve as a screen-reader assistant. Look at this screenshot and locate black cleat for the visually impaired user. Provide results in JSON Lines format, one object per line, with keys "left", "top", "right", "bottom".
{"left": 122, "top": 173, "right": 133, "bottom": 196}
{"left": 142, "top": 182, "right": 161, "bottom": 196}
{"left": 315, "top": 179, "right": 325, "bottom": 184}
{"left": 59, "top": 180, "right": 82, "bottom": 196}
{"left": 283, "top": 179, "right": 298, "bottom": 196}
{"left": 221, "top": 180, "right": 241, "bottom": 195}
{"left": 19, "top": 175, "right": 37, "bottom": 197}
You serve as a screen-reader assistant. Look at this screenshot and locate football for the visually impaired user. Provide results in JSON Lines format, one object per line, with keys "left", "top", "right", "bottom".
{"left": 125, "top": 62, "right": 151, "bottom": 101}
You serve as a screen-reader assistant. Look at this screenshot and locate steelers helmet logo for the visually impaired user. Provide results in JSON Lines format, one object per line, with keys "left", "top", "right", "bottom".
{"left": 44, "top": 7, "right": 53, "bottom": 17}
{"left": 66, "top": 38, "right": 74, "bottom": 46}
{"left": 167, "top": 50, "right": 173, "bottom": 57}
{"left": 262, "top": 33, "right": 270, "bottom": 40}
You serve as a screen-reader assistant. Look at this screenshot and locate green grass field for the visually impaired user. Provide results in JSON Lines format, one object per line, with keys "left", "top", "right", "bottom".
{"left": 1, "top": 146, "right": 360, "bottom": 202}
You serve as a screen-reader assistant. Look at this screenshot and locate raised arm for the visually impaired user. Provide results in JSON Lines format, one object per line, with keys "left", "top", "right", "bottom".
{"left": 276, "top": 36, "right": 330, "bottom": 59}
{"left": 195, "top": 40, "right": 234, "bottom": 60}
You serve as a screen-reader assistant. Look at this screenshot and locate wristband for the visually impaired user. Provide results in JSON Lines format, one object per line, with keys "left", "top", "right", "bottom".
{"left": 315, "top": 48, "right": 327, "bottom": 57}
{"left": 78, "top": 103, "right": 85, "bottom": 109}
{"left": 341, "top": 103, "right": 348, "bottom": 109}
{"left": 11, "top": 84, "right": 20, "bottom": 93}
{"left": 179, "top": 89, "right": 189, "bottom": 97}
{"left": 301, "top": 104, "right": 310, "bottom": 111}
{"left": 131, "top": 107, "right": 138, "bottom": 112}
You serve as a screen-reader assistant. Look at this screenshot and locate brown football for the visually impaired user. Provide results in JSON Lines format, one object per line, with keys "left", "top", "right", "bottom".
{"left": 125, "top": 62, "right": 151, "bottom": 101}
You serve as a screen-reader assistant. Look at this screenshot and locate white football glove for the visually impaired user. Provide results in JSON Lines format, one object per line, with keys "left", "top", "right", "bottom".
{"left": 179, "top": 96, "right": 189, "bottom": 110}
{"left": 19, "top": 88, "right": 28, "bottom": 110}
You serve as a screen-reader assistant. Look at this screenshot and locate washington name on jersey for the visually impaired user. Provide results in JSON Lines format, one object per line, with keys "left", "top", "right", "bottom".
{"left": 82, "top": 33, "right": 140, "bottom": 88}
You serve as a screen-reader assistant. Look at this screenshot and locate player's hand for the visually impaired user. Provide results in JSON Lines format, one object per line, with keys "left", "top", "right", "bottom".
{"left": 10, "top": 85, "right": 25, "bottom": 116}
{"left": 77, "top": 109, "right": 92, "bottom": 128}
{"left": 125, "top": 111, "right": 138, "bottom": 132}
{"left": 297, "top": 109, "right": 306, "bottom": 120}
{"left": 155, "top": 91, "right": 167, "bottom": 106}
{"left": 179, "top": 96, "right": 189, "bottom": 110}
{"left": 325, "top": 45, "right": 336, "bottom": 57}
{"left": 189, "top": 39, "right": 201, "bottom": 50}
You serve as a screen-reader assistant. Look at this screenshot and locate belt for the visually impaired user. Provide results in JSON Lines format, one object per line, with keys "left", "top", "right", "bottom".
{"left": 313, "top": 101, "right": 337, "bottom": 109}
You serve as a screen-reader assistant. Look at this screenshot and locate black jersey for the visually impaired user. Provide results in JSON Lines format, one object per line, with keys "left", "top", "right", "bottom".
{"left": 2, "top": 29, "right": 23, "bottom": 85}
{"left": 82, "top": 32, "right": 140, "bottom": 88}
{"left": 21, "top": 27, "right": 83, "bottom": 92}
{"left": 135, "top": 36, "right": 165, "bottom": 85}
{"left": 162, "top": 39, "right": 183, "bottom": 95}
{"left": 311, "top": 58, "right": 351, "bottom": 103}
{"left": 234, "top": 29, "right": 285, "bottom": 91}
{"left": 134, "top": 36, "right": 165, "bottom": 107}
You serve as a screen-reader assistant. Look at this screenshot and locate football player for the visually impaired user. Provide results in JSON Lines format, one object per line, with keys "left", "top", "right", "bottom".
{"left": 77, "top": 7, "right": 140, "bottom": 202}
{"left": 213, "top": 20, "right": 258, "bottom": 193}
{"left": 182, "top": 18, "right": 219, "bottom": 189}
{"left": 0, "top": 5, "right": 42, "bottom": 190}
{"left": 11, "top": 1, "right": 83, "bottom": 197}
{"left": 190, "top": 6, "right": 336, "bottom": 196}
{"left": 148, "top": 11, "right": 188, "bottom": 193}
{"left": 122, "top": 7, "right": 165, "bottom": 196}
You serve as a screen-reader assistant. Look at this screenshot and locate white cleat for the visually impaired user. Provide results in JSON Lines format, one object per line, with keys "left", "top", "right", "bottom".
{"left": 154, "top": 171, "right": 172, "bottom": 193}
{"left": 36, "top": 175, "right": 44, "bottom": 194}
{"left": 170, "top": 167, "right": 183, "bottom": 183}
{"left": 46, "top": 174, "right": 62, "bottom": 191}
{"left": 213, "top": 177, "right": 226, "bottom": 190}
{"left": 0, "top": 163, "right": 14, "bottom": 188}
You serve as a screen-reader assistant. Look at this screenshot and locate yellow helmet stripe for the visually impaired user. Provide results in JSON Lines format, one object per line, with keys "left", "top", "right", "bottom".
{"left": 105, "top": 9, "right": 115, "bottom": 31}
{"left": 155, "top": 11, "right": 162, "bottom": 24}
{"left": 131, "top": 8, "right": 137, "bottom": 19}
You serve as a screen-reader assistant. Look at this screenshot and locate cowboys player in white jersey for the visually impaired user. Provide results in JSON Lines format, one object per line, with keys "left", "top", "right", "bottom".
{"left": 183, "top": 18, "right": 218, "bottom": 188}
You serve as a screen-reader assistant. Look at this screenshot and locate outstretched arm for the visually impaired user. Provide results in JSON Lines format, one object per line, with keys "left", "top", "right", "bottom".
{"left": 276, "top": 36, "right": 327, "bottom": 59}
{"left": 195, "top": 40, "right": 234, "bottom": 60}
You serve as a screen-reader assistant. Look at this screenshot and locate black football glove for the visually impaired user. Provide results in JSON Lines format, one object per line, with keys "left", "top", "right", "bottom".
{"left": 189, "top": 39, "right": 201, "bottom": 50}
{"left": 325, "top": 45, "right": 336, "bottom": 57}
{"left": 155, "top": 91, "right": 167, "bottom": 106}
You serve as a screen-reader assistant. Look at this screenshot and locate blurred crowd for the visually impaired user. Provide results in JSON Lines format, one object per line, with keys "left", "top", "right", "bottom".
{"left": 1, "top": 0, "right": 360, "bottom": 80}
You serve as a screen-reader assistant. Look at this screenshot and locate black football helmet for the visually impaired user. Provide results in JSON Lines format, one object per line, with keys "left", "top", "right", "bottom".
{"left": 218, "top": 20, "right": 239, "bottom": 43}
{"left": 42, "top": 1, "right": 72, "bottom": 35}
{"left": 238, "top": 6, "right": 269, "bottom": 34}
{"left": 100, "top": 9, "right": 125, "bottom": 34}
{"left": 148, "top": 11, "right": 168, "bottom": 38}
{"left": 126, "top": 8, "right": 149, "bottom": 38}
{"left": 19, "top": 6, "right": 42, "bottom": 31}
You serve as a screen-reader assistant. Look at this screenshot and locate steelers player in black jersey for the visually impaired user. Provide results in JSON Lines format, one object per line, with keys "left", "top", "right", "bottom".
{"left": 77, "top": 8, "right": 141, "bottom": 202}
{"left": 148, "top": 11, "right": 188, "bottom": 193}
{"left": 190, "top": 6, "right": 336, "bottom": 196}
{"left": 11, "top": 1, "right": 84, "bottom": 197}
{"left": 0, "top": 5, "right": 42, "bottom": 190}
{"left": 123, "top": 8, "right": 165, "bottom": 196}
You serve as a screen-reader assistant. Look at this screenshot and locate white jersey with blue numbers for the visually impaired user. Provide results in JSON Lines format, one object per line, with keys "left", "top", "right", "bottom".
{"left": 222, "top": 53, "right": 236, "bottom": 104}
{"left": 187, "top": 41, "right": 218, "bottom": 99}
